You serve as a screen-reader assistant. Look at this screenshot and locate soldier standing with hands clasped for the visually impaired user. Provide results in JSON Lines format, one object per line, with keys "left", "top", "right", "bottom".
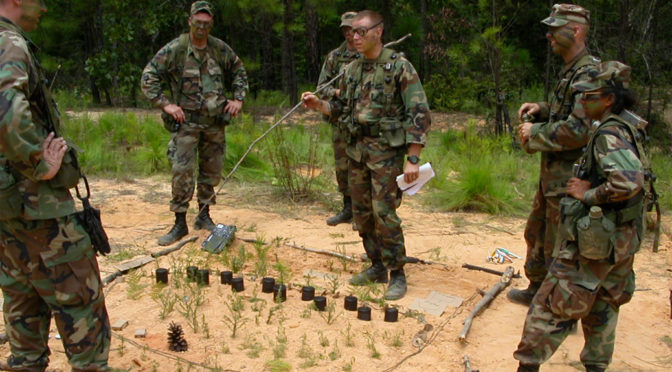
{"left": 142, "top": 1, "right": 249, "bottom": 246}
{"left": 302, "top": 10, "right": 431, "bottom": 300}
{"left": 317, "top": 11, "right": 359, "bottom": 227}
{"left": 514, "top": 61, "right": 645, "bottom": 372}
{"left": 0, "top": 0, "right": 112, "bottom": 370}
{"left": 509, "top": 3, "right": 599, "bottom": 305}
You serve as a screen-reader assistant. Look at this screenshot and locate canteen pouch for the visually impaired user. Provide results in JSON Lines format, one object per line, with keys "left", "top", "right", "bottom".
{"left": 379, "top": 118, "right": 406, "bottom": 148}
{"left": 576, "top": 210, "right": 615, "bottom": 260}
{"left": 161, "top": 111, "right": 180, "bottom": 133}
{"left": 49, "top": 147, "right": 81, "bottom": 189}
{"left": 0, "top": 168, "right": 22, "bottom": 220}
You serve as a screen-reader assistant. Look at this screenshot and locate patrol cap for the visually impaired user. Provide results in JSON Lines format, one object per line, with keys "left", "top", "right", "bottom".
{"left": 573, "top": 61, "right": 631, "bottom": 92}
{"left": 191, "top": 1, "right": 214, "bottom": 17}
{"left": 340, "top": 11, "right": 357, "bottom": 28}
{"left": 541, "top": 4, "right": 590, "bottom": 27}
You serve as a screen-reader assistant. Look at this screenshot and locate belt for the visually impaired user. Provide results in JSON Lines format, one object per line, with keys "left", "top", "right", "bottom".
{"left": 184, "top": 110, "right": 217, "bottom": 126}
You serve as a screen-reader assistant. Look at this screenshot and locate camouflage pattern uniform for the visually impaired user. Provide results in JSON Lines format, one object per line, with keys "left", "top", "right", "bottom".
{"left": 141, "top": 32, "right": 248, "bottom": 213}
{"left": 522, "top": 47, "right": 598, "bottom": 284}
{"left": 327, "top": 48, "right": 430, "bottom": 270}
{"left": 515, "top": 62, "right": 644, "bottom": 371}
{"left": 317, "top": 40, "right": 358, "bottom": 200}
{"left": 0, "top": 18, "right": 110, "bottom": 371}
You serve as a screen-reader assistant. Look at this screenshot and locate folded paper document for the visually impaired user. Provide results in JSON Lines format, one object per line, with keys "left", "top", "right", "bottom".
{"left": 396, "top": 162, "right": 435, "bottom": 195}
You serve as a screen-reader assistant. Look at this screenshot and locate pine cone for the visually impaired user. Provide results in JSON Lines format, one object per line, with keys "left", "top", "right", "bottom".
{"left": 167, "top": 322, "right": 188, "bottom": 352}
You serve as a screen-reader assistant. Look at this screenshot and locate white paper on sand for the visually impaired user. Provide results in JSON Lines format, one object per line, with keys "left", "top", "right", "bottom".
{"left": 396, "top": 162, "right": 435, "bottom": 195}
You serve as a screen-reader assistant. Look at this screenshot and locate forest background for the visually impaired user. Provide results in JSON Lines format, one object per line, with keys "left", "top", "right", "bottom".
{"left": 28, "top": 0, "right": 672, "bottom": 214}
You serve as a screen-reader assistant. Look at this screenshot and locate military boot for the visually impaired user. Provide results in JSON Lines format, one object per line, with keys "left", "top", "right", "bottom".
{"left": 0, "top": 356, "right": 51, "bottom": 372}
{"left": 349, "top": 259, "right": 388, "bottom": 285}
{"left": 584, "top": 365, "right": 606, "bottom": 372}
{"left": 517, "top": 363, "right": 540, "bottom": 372}
{"left": 194, "top": 204, "right": 216, "bottom": 231}
{"left": 158, "top": 212, "right": 188, "bottom": 246}
{"left": 326, "top": 196, "right": 353, "bottom": 226}
{"left": 384, "top": 268, "right": 407, "bottom": 300}
{"left": 507, "top": 281, "right": 541, "bottom": 306}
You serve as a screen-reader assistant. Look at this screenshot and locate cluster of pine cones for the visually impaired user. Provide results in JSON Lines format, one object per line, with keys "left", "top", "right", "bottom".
{"left": 167, "top": 322, "right": 188, "bottom": 352}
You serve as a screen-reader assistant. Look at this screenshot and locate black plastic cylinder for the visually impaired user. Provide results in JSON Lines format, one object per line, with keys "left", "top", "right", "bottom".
{"left": 186, "top": 266, "right": 198, "bottom": 281}
{"left": 357, "top": 306, "right": 371, "bottom": 321}
{"left": 314, "top": 296, "right": 327, "bottom": 311}
{"left": 301, "top": 286, "right": 315, "bottom": 301}
{"left": 220, "top": 271, "right": 233, "bottom": 285}
{"left": 344, "top": 295, "right": 357, "bottom": 311}
{"left": 273, "top": 284, "right": 287, "bottom": 302}
{"left": 262, "top": 277, "right": 275, "bottom": 293}
{"left": 231, "top": 277, "right": 245, "bottom": 292}
{"left": 197, "top": 269, "right": 210, "bottom": 285}
{"left": 155, "top": 268, "right": 168, "bottom": 284}
{"left": 384, "top": 307, "right": 399, "bottom": 322}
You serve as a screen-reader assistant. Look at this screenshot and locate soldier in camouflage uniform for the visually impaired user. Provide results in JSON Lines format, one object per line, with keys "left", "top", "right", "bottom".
{"left": 514, "top": 61, "right": 644, "bottom": 372}
{"left": 302, "top": 10, "right": 431, "bottom": 300}
{"left": 509, "top": 4, "right": 599, "bottom": 305}
{"left": 141, "top": 1, "right": 249, "bottom": 246}
{"left": 317, "top": 11, "right": 359, "bottom": 227}
{"left": 0, "top": 1, "right": 111, "bottom": 371}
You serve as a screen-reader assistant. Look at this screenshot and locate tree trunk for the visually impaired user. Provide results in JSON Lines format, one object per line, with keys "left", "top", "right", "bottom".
{"left": 83, "top": 2, "right": 104, "bottom": 105}
{"left": 282, "top": 0, "right": 298, "bottom": 105}
{"left": 419, "top": 0, "right": 430, "bottom": 81}
{"left": 544, "top": 0, "right": 552, "bottom": 100}
{"left": 618, "top": 0, "right": 629, "bottom": 63}
{"left": 304, "top": 0, "right": 320, "bottom": 84}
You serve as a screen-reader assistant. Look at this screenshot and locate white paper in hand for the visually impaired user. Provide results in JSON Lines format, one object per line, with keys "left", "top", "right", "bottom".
{"left": 396, "top": 162, "right": 435, "bottom": 195}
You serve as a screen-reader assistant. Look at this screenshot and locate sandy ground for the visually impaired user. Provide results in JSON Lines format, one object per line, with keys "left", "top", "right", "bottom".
{"left": 1, "top": 175, "right": 669, "bottom": 372}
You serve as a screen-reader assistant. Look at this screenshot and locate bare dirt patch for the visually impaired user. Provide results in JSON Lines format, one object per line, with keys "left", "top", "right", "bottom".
{"left": 2, "top": 176, "right": 669, "bottom": 372}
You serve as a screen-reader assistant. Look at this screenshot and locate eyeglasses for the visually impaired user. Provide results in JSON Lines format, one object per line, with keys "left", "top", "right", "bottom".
{"left": 580, "top": 92, "right": 605, "bottom": 101}
{"left": 353, "top": 21, "right": 383, "bottom": 37}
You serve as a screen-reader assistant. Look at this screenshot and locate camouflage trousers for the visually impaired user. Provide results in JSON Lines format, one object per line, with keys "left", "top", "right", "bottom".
{"left": 523, "top": 184, "right": 561, "bottom": 284}
{"left": 348, "top": 140, "right": 405, "bottom": 270}
{"left": 167, "top": 122, "right": 226, "bottom": 213}
{"left": 0, "top": 215, "right": 111, "bottom": 371}
{"left": 332, "top": 125, "right": 350, "bottom": 196}
{"left": 514, "top": 255, "right": 635, "bottom": 369}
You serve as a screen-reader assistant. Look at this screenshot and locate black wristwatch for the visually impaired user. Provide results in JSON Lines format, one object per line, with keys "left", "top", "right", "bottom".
{"left": 407, "top": 155, "right": 420, "bottom": 164}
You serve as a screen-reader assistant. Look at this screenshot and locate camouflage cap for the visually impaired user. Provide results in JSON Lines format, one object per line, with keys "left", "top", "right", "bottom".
{"left": 191, "top": 1, "right": 214, "bottom": 17}
{"left": 340, "top": 11, "right": 357, "bottom": 28}
{"left": 573, "top": 61, "right": 631, "bottom": 92}
{"left": 541, "top": 4, "right": 590, "bottom": 27}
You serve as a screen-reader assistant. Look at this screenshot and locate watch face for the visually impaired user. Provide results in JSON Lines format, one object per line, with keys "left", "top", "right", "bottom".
{"left": 408, "top": 155, "right": 419, "bottom": 164}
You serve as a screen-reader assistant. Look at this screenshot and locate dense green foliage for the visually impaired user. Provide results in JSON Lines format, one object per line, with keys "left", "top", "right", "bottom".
{"left": 35, "top": 1, "right": 671, "bottom": 138}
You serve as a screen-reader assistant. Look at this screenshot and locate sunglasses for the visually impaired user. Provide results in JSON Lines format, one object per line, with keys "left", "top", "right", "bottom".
{"left": 580, "top": 91, "right": 606, "bottom": 101}
{"left": 191, "top": 21, "right": 213, "bottom": 30}
{"left": 353, "top": 21, "right": 382, "bottom": 37}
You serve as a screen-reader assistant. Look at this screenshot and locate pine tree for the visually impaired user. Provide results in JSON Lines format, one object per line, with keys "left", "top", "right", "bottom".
{"left": 167, "top": 322, "right": 188, "bottom": 352}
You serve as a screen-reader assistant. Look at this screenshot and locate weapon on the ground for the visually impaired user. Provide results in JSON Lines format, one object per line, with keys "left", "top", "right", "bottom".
{"left": 462, "top": 263, "right": 521, "bottom": 278}
{"left": 459, "top": 266, "right": 515, "bottom": 342}
{"left": 197, "top": 33, "right": 413, "bottom": 216}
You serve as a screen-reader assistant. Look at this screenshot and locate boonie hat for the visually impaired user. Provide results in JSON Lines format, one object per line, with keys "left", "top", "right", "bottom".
{"left": 573, "top": 61, "right": 631, "bottom": 92}
{"left": 541, "top": 4, "right": 590, "bottom": 27}
{"left": 340, "top": 11, "right": 357, "bottom": 28}
{"left": 191, "top": 1, "right": 214, "bottom": 16}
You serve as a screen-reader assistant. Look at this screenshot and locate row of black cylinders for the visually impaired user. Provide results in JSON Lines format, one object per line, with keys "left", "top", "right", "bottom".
{"left": 155, "top": 268, "right": 398, "bottom": 322}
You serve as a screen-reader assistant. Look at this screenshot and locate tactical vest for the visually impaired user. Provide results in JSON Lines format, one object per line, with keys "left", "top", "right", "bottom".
{"left": 342, "top": 48, "right": 407, "bottom": 147}
{"left": 0, "top": 20, "right": 80, "bottom": 220}
{"left": 170, "top": 33, "right": 227, "bottom": 109}
{"left": 577, "top": 113, "right": 648, "bottom": 231}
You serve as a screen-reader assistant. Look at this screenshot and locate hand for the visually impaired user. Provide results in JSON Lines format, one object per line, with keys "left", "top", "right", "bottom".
{"left": 301, "top": 92, "right": 322, "bottom": 110}
{"left": 163, "top": 104, "right": 185, "bottom": 123}
{"left": 40, "top": 132, "right": 68, "bottom": 180}
{"left": 403, "top": 161, "right": 420, "bottom": 184}
{"left": 518, "top": 102, "right": 540, "bottom": 121}
{"left": 517, "top": 122, "right": 533, "bottom": 144}
{"left": 224, "top": 99, "right": 243, "bottom": 117}
{"left": 334, "top": 89, "right": 341, "bottom": 98}
{"left": 566, "top": 177, "right": 590, "bottom": 201}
